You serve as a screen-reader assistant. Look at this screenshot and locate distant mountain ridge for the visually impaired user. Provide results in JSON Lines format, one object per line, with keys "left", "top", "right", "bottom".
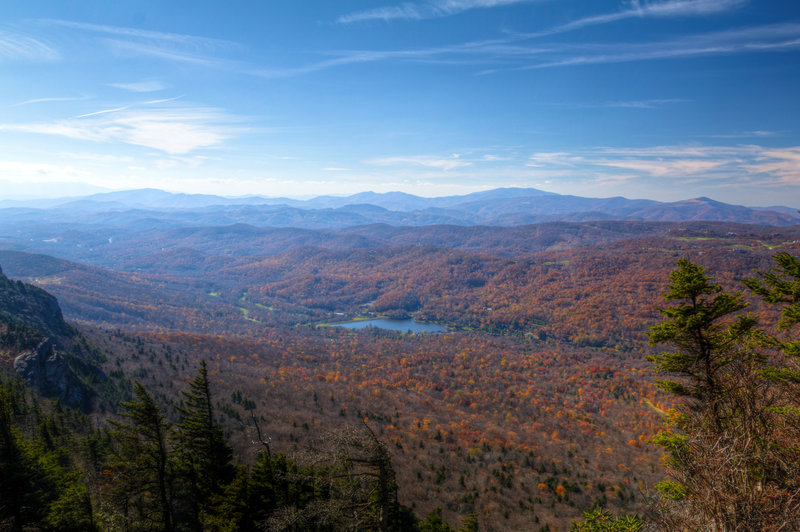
{"left": 0, "top": 187, "right": 797, "bottom": 228}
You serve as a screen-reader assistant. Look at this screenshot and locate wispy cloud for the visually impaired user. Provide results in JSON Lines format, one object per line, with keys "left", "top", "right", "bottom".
{"left": 629, "top": 0, "right": 747, "bottom": 16}
{"left": 339, "top": 0, "right": 745, "bottom": 26}
{"left": 0, "top": 161, "right": 89, "bottom": 182}
{"left": 0, "top": 29, "right": 59, "bottom": 62}
{"left": 15, "top": 95, "right": 91, "bottom": 106}
{"left": 709, "top": 130, "right": 782, "bottom": 139}
{"left": 367, "top": 154, "right": 473, "bottom": 170}
{"left": 481, "top": 154, "right": 511, "bottom": 161}
{"left": 742, "top": 147, "right": 800, "bottom": 185}
{"left": 338, "top": 0, "right": 531, "bottom": 23}
{"left": 528, "top": 144, "right": 800, "bottom": 188}
{"left": 0, "top": 102, "right": 238, "bottom": 155}
{"left": 521, "top": 23, "right": 800, "bottom": 70}
{"left": 74, "top": 106, "right": 130, "bottom": 119}
{"left": 550, "top": 99, "right": 687, "bottom": 109}
{"left": 40, "top": 20, "right": 239, "bottom": 51}
{"left": 535, "top": 0, "right": 748, "bottom": 36}
{"left": 268, "top": 2, "right": 775, "bottom": 78}
{"left": 250, "top": 38, "right": 555, "bottom": 79}
{"left": 57, "top": 152, "right": 134, "bottom": 164}
{"left": 110, "top": 81, "right": 169, "bottom": 93}
{"left": 38, "top": 19, "right": 240, "bottom": 66}
{"left": 103, "top": 39, "right": 225, "bottom": 66}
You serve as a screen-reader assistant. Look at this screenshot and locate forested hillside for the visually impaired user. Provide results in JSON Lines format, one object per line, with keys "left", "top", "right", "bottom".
{"left": 2, "top": 218, "right": 799, "bottom": 530}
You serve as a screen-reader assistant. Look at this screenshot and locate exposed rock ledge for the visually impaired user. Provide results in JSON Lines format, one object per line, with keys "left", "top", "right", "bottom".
{"left": 14, "top": 337, "right": 92, "bottom": 408}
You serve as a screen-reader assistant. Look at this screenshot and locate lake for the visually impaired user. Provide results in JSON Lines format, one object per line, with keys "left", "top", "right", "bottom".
{"left": 335, "top": 318, "right": 447, "bottom": 333}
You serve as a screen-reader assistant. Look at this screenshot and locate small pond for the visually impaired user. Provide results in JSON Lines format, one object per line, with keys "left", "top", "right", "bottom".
{"left": 335, "top": 318, "right": 447, "bottom": 333}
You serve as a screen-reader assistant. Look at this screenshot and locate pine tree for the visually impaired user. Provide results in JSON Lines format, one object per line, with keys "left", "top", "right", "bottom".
{"left": 203, "top": 464, "right": 252, "bottom": 532}
{"left": 174, "top": 360, "right": 234, "bottom": 529}
{"left": 419, "top": 507, "right": 455, "bottom": 532}
{"left": 108, "top": 381, "right": 175, "bottom": 532}
{"left": 648, "top": 258, "right": 757, "bottom": 422}
{"left": 0, "top": 383, "right": 43, "bottom": 531}
{"left": 1, "top": 378, "right": 96, "bottom": 531}
{"left": 570, "top": 508, "right": 643, "bottom": 531}
{"left": 744, "top": 251, "right": 800, "bottom": 358}
{"left": 459, "top": 512, "right": 480, "bottom": 532}
{"left": 648, "top": 258, "right": 800, "bottom": 530}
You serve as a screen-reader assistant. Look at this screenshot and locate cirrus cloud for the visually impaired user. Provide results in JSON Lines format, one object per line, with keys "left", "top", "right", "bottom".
{"left": 338, "top": 0, "right": 532, "bottom": 24}
{"left": 366, "top": 154, "right": 473, "bottom": 170}
{"left": 529, "top": 144, "right": 800, "bottom": 188}
{"left": 0, "top": 103, "right": 237, "bottom": 155}
{"left": 0, "top": 29, "right": 59, "bottom": 62}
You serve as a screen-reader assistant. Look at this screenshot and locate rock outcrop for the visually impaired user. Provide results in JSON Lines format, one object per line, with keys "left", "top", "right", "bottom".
{"left": 1, "top": 265, "right": 108, "bottom": 410}
{"left": 0, "top": 266, "right": 73, "bottom": 339}
{"left": 14, "top": 338, "right": 93, "bottom": 409}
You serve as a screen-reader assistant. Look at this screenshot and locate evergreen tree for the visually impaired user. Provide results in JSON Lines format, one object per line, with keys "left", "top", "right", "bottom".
{"left": 648, "top": 258, "right": 757, "bottom": 422}
{"left": 249, "top": 451, "right": 324, "bottom": 530}
{"left": 458, "top": 512, "right": 480, "bottom": 532}
{"left": 419, "top": 507, "right": 455, "bottom": 532}
{"left": 0, "top": 382, "right": 44, "bottom": 531}
{"left": 648, "top": 258, "right": 800, "bottom": 530}
{"left": 107, "top": 381, "right": 175, "bottom": 532}
{"left": 570, "top": 508, "right": 643, "bottom": 531}
{"left": 1, "top": 378, "right": 96, "bottom": 531}
{"left": 174, "top": 360, "right": 235, "bottom": 529}
{"left": 203, "top": 464, "right": 252, "bottom": 532}
{"left": 744, "top": 251, "right": 800, "bottom": 357}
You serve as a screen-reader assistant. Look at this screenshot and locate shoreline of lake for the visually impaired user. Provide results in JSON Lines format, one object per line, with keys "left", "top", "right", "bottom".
{"left": 329, "top": 318, "right": 447, "bottom": 334}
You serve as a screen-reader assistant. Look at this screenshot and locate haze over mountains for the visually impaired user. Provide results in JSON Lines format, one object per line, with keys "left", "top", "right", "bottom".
{"left": 0, "top": 187, "right": 794, "bottom": 274}
{"left": 1, "top": 187, "right": 798, "bottom": 229}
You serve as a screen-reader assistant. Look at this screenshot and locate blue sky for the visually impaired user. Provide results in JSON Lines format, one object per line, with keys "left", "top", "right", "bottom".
{"left": 1, "top": 0, "right": 799, "bottom": 205}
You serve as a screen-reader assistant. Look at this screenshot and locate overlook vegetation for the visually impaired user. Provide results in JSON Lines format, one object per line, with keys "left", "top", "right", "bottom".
{"left": 1, "top": 210, "right": 799, "bottom": 530}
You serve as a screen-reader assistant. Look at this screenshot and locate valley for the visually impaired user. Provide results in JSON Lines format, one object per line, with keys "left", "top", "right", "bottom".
{"left": 2, "top": 188, "right": 798, "bottom": 530}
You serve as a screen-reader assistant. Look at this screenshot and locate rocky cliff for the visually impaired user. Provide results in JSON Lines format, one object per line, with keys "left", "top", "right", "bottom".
{"left": 0, "top": 264, "right": 107, "bottom": 410}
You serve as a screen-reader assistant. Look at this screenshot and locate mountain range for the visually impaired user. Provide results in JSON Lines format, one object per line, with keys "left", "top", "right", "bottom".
{"left": 1, "top": 187, "right": 797, "bottom": 229}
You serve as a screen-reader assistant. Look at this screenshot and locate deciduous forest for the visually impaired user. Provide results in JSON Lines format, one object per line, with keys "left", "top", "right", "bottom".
{"left": 2, "top": 218, "right": 799, "bottom": 530}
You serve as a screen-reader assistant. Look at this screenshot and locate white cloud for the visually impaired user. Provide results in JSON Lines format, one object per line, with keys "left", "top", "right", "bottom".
{"left": 522, "top": 23, "right": 800, "bottom": 70}
{"left": 338, "top": 0, "right": 530, "bottom": 23}
{"left": 15, "top": 95, "right": 91, "bottom": 106}
{"left": 40, "top": 20, "right": 238, "bottom": 51}
{"left": 0, "top": 104, "right": 236, "bottom": 155}
{"left": 74, "top": 106, "right": 130, "bottom": 119}
{"left": 527, "top": 144, "right": 800, "bottom": 189}
{"left": 272, "top": 4, "right": 775, "bottom": 79}
{"left": 104, "top": 39, "right": 224, "bottom": 66}
{"left": 155, "top": 155, "right": 212, "bottom": 169}
{"left": 39, "top": 19, "right": 240, "bottom": 67}
{"left": 339, "top": 0, "right": 746, "bottom": 27}
{"left": 110, "top": 81, "right": 169, "bottom": 92}
{"left": 550, "top": 99, "right": 687, "bottom": 109}
{"left": 630, "top": 0, "right": 748, "bottom": 17}
{"left": 742, "top": 147, "right": 800, "bottom": 185}
{"left": 0, "top": 161, "right": 89, "bottom": 182}
{"left": 57, "top": 152, "right": 134, "bottom": 164}
{"left": 709, "top": 130, "right": 781, "bottom": 139}
{"left": 541, "top": 0, "right": 747, "bottom": 35}
{"left": 594, "top": 158, "right": 727, "bottom": 177}
{"left": 367, "top": 155, "right": 473, "bottom": 170}
{"left": 0, "top": 29, "right": 59, "bottom": 62}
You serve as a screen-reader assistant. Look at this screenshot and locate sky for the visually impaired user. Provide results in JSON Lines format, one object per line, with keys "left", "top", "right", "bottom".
{"left": 1, "top": 0, "right": 799, "bottom": 206}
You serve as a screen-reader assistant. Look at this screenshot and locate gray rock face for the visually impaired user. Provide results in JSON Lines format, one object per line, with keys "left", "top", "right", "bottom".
{"left": 0, "top": 270, "right": 72, "bottom": 339}
{"left": 14, "top": 338, "right": 91, "bottom": 408}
